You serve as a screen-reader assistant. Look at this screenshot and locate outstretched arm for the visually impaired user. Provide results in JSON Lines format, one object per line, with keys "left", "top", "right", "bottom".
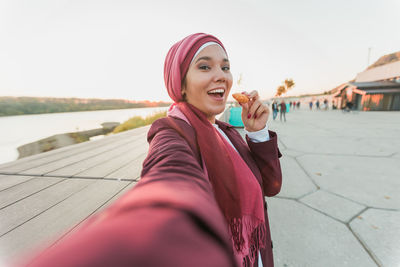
{"left": 16, "top": 119, "right": 237, "bottom": 267}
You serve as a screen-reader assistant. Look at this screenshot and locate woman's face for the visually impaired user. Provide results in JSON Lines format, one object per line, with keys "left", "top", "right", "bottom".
{"left": 182, "top": 44, "right": 233, "bottom": 123}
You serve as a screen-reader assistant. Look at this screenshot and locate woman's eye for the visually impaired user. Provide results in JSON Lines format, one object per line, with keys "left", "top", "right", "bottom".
{"left": 199, "top": 65, "right": 210, "bottom": 70}
{"left": 222, "top": 66, "right": 230, "bottom": 71}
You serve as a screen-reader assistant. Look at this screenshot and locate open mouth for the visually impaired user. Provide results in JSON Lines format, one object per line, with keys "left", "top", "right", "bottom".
{"left": 207, "top": 88, "right": 225, "bottom": 98}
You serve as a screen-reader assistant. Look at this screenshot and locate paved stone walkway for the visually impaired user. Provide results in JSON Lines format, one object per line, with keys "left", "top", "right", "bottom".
{"left": 263, "top": 109, "right": 400, "bottom": 267}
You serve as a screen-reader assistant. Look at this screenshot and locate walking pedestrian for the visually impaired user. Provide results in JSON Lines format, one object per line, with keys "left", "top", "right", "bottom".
{"left": 272, "top": 101, "right": 278, "bottom": 120}
{"left": 280, "top": 100, "right": 287, "bottom": 122}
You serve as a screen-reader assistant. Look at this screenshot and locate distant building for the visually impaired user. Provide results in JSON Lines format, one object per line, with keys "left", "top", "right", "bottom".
{"left": 334, "top": 60, "right": 400, "bottom": 111}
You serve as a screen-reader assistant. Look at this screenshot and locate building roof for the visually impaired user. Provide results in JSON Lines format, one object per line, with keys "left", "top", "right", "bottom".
{"left": 355, "top": 60, "right": 400, "bottom": 82}
{"left": 350, "top": 81, "right": 400, "bottom": 89}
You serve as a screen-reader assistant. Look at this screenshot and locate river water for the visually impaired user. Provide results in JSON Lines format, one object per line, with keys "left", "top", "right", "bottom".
{"left": 0, "top": 106, "right": 169, "bottom": 165}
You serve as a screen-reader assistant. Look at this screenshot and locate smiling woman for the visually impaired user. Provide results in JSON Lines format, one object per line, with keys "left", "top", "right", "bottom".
{"left": 143, "top": 33, "right": 283, "bottom": 267}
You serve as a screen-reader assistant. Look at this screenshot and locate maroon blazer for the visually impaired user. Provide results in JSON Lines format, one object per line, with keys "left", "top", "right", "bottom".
{"left": 142, "top": 116, "right": 282, "bottom": 267}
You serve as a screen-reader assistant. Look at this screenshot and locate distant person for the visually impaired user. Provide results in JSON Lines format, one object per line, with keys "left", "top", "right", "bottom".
{"left": 323, "top": 99, "right": 328, "bottom": 110}
{"left": 297, "top": 101, "right": 300, "bottom": 109}
{"left": 16, "top": 33, "right": 283, "bottom": 267}
{"left": 316, "top": 100, "right": 320, "bottom": 110}
{"left": 332, "top": 100, "right": 337, "bottom": 110}
{"left": 280, "top": 100, "right": 287, "bottom": 122}
{"left": 345, "top": 101, "right": 354, "bottom": 112}
{"left": 309, "top": 101, "right": 313, "bottom": 110}
{"left": 272, "top": 100, "right": 278, "bottom": 120}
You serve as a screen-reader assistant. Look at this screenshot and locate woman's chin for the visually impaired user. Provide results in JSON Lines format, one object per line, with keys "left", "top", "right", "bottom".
{"left": 211, "top": 106, "right": 226, "bottom": 117}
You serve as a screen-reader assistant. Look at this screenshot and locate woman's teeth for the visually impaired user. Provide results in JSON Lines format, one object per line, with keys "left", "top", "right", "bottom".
{"left": 207, "top": 89, "right": 224, "bottom": 97}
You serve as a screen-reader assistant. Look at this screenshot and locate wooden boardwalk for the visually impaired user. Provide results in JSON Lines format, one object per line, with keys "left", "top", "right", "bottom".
{"left": 0, "top": 125, "right": 151, "bottom": 262}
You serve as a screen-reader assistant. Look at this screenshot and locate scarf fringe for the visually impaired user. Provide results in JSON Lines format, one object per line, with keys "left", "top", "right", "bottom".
{"left": 229, "top": 216, "right": 267, "bottom": 266}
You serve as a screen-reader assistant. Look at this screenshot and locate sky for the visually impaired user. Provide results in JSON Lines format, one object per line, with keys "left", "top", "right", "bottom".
{"left": 0, "top": 0, "right": 399, "bottom": 102}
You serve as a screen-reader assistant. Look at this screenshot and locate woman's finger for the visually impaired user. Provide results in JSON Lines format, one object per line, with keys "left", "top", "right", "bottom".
{"left": 249, "top": 90, "right": 259, "bottom": 99}
{"left": 248, "top": 100, "right": 262, "bottom": 118}
{"left": 255, "top": 104, "right": 266, "bottom": 118}
{"left": 242, "top": 90, "right": 259, "bottom": 101}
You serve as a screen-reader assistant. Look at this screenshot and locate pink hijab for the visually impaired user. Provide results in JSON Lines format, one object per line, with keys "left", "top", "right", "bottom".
{"left": 164, "top": 33, "right": 266, "bottom": 266}
{"left": 164, "top": 33, "right": 226, "bottom": 102}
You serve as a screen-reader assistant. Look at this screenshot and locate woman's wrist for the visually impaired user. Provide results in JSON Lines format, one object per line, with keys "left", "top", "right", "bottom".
{"left": 244, "top": 124, "right": 270, "bottom": 142}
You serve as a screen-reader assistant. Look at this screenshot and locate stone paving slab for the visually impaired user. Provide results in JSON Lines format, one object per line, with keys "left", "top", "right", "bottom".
{"left": 278, "top": 156, "right": 317, "bottom": 199}
{"left": 350, "top": 209, "right": 400, "bottom": 267}
{"left": 297, "top": 154, "right": 400, "bottom": 209}
{"left": 280, "top": 149, "right": 304, "bottom": 158}
{"left": 268, "top": 197, "right": 377, "bottom": 267}
{"left": 280, "top": 135, "right": 397, "bottom": 157}
{"left": 299, "top": 190, "right": 366, "bottom": 223}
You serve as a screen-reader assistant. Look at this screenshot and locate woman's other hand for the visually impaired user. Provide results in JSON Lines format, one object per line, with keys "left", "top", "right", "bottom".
{"left": 240, "top": 90, "right": 269, "bottom": 132}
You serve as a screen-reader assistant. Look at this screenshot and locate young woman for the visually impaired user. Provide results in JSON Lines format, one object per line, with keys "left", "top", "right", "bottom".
{"left": 143, "top": 33, "right": 282, "bottom": 266}
{"left": 17, "top": 33, "right": 282, "bottom": 267}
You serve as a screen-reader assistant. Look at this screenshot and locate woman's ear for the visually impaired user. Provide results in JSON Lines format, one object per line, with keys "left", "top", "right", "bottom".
{"left": 181, "top": 80, "right": 187, "bottom": 99}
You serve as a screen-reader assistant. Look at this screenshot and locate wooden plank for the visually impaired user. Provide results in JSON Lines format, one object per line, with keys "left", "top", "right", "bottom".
{"left": 0, "top": 136, "right": 120, "bottom": 174}
{"left": 0, "top": 126, "right": 150, "bottom": 174}
{"left": 0, "top": 131, "right": 119, "bottom": 172}
{"left": 96, "top": 181, "right": 137, "bottom": 212}
{"left": 75, "top": 141, "right": 148, "bottom": 178}
{"left": 0, "top": 177, "right": 63, "bottom": 209}
{"left": 47, "top": 137, "right": 147, "bottom": 177}
{"left": 105, "top": 152, "right": 147, "bottom": 180}
{"left": 0, "top": 179, "right": 129, "bottom": 261}
{"left": 0, "top": 178, "right": 94, "bottom": 237}
{"left": 18, "top": 132, "right": 147, "bottom": 176}
{"left": 0, "top": 125, "right": 150, "bottom": 171}
{"left": 0, "top": 175, "right": 33, "bottom": 192}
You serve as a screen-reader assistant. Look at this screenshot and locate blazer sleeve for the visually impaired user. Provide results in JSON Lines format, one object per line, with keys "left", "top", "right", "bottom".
{"left": 16, "top": 119, "right": 237, "bottom": 267}
{"left": 246, "top": 130, "right": 282, "bottom": 197}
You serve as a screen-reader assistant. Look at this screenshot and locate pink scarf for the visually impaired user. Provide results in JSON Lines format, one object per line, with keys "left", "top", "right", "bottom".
{"left": 167, "top": 102, "right": 266, "bottom": 265}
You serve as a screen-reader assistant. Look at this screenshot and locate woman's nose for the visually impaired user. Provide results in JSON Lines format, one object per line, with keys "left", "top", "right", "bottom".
{"left": 213, "top": 68, "right": 227, "bottom": 83}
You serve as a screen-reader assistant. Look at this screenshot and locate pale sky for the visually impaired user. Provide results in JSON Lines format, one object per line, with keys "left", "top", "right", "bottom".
{"left": 0, "top": 0, "right": 399, "bottom": 102}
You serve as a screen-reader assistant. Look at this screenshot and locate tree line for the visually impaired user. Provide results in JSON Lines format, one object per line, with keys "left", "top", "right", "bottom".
{"left": 0, "top": 97, "right": 171, "bottom": 116}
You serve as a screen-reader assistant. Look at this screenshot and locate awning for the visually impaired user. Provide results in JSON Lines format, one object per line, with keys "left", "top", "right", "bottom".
{"left": 362, "top": 88, "right": 400, "bottom": 94}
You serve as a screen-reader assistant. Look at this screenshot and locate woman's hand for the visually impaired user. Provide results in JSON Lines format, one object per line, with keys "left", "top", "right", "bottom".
{"left": 240, "top": 90, "right": 269, "bottom": 132}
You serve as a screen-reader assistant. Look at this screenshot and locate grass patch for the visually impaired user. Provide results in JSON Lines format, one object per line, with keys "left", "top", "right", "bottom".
{"left": 112, "top": 110, "right": 167, "bottom": 134}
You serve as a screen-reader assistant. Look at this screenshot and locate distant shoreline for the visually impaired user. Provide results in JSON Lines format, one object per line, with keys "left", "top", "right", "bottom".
{"left": 0, "top": 105, "right": 171, "bottom": 118}
{"left": 0, "top": 96, "right": 171, "bottom": 117}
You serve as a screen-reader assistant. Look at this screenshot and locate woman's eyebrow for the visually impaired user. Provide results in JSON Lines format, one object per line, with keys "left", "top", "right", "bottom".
{"left": 195, "top": 56, "right": 230, "bottom": 63}
{"left": 195, "top": 56, "right": 212, "bottom": 63}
